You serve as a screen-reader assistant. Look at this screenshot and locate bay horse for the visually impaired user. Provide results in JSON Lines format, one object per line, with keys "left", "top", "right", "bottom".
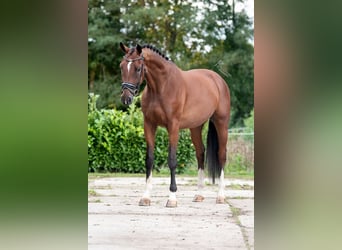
{"left": 119, "top": 43, "right": 230, "bottom": 207}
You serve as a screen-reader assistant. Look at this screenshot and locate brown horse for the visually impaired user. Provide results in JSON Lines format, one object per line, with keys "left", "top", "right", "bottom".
{"left": 119, "top": 43, "right": 230, "bottom": 207}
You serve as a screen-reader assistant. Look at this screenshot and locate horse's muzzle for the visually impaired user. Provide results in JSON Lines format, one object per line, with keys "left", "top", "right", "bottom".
{"left": 121, "top": 93, "right": 133, "bottom": 105}
{"left": 121, "top": 82, "right": 139, "bottom": 105}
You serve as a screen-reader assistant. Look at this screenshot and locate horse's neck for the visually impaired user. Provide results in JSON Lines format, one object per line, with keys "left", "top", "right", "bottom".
{"left": 144, "top": 57, "right": 174, "bottom": 93}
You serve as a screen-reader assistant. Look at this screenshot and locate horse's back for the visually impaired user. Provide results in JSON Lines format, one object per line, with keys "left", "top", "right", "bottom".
{"left": 183, "top": 68, "right": 230, "bottom": 109}
{"left": 183, "top": 69, "right": 229, "bottom": 93}
{"left": 177, "top": 69, "right": 230, "bottom": 128}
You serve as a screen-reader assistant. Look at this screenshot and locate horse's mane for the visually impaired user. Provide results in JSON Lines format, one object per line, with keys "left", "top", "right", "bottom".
{"left": 142, "top": 44, "right": 171, "bottom": 61}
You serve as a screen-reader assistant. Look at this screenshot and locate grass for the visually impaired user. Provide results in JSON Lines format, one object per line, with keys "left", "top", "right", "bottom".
{"left": 88, "top": 173, "right": 145, "bottom": 179}
{"left": 88, "top": 199, "right": 101, "bottom": 203}
{"left": 88, "top": 171, "right": 254, "bottom": 180}
{"left": 225, "top": 173, "right": 254, "bottom": 180}
{"left": 88, "top": 189, "right": 98, "bottom": 196}
{"left": 227, "top": 200, "right": 252, "bottom": 250}
{"left": 228, "top": 196, "right": 253, "bottom": 199}
{"left": 230, "top": 206, "right": 243, "bottom": 218}
{"left": 88, "top": 164, "right": 254, "bottom": 180}
{"left": 227, "top": 184, "right": 254, "bottom": 190}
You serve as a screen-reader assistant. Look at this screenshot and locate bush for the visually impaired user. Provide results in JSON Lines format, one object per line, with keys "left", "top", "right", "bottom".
{"left": 88, "top": 94, "right": 195, "bottom": 173}
{"left": 244, "top": 109, "right": 254, "bottom": 131}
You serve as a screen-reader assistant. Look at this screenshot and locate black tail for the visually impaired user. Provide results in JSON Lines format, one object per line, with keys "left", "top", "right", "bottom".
{"left": 206, "top": 120, "right": 220, "bottom": 184}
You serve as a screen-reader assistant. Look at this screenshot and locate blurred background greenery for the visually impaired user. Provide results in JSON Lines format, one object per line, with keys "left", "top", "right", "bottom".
{"left": 0, "top": 1, "right": 88, "bottom": 249}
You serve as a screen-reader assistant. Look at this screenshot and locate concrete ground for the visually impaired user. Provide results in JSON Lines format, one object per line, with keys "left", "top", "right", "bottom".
{"left": 88, "top": 176, "right": 254, "bottom": 250}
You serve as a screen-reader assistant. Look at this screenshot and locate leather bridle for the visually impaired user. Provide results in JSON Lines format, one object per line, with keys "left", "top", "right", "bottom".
{"left": 121, "top": 54, "right": 145, "bottom": 96}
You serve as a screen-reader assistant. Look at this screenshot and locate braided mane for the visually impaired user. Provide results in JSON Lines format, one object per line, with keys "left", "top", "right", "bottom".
{"left": 142, "top": 44, "right": 170, "bottom": 61}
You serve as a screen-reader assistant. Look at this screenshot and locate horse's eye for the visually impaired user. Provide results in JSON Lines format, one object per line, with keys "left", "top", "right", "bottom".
{"left": 137, "top": 67, "right": 141, "bottom": 73}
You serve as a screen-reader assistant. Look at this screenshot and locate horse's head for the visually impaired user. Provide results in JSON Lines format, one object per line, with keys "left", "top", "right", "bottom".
{"left": 119, "top": 42, "right": 145, "bottom": 105}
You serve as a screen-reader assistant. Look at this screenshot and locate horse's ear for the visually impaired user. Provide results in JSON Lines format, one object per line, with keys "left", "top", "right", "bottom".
{"left": 136, "top": 44, "right": 142, "bottom": 55}
{"left": 120, "top": 42, "right": 129, "bottom": 53}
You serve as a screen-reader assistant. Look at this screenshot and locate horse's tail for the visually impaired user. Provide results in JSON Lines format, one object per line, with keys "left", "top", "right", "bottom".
{"left": 206, "top": 120, "right": 220, "bottom": 184}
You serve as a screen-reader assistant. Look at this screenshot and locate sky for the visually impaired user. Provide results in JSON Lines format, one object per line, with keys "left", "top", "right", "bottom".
{"left": 245, "top": 0, "right": 254, "bottom": 20}
{"left": 236, "top": 0, "right": 254, "bottom": 45}
{"left": 236, "top": 0, "right": 254, "bottom": 28}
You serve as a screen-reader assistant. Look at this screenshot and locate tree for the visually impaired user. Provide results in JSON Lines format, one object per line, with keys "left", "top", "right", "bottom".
{"left": 199, "top": 0, "right": 254, "bottom": 126}
{"left": 88, "top": 0, "right": 124, "bottom": 108}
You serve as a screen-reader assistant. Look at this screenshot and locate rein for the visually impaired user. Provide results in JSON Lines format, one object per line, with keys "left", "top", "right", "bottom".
{"left": 121, "top": 54, "right": 145, "bottom": 96}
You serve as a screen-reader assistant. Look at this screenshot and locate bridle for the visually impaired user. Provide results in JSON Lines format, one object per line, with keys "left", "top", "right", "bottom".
{"left": 121, "top": 54, "right": 145, "bottom": 96}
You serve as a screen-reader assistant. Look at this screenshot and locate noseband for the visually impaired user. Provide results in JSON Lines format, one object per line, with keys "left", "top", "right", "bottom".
{"left": 121, "top": 54, "right": 145, "bottom": 96}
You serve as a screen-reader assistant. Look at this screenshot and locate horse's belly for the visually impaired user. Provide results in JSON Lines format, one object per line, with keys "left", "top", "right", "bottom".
{"left": 179, "top": 119, "right": 206, "bottom": 129}
{"left": 179, "top": 108, "right": 214, "bottom": 129}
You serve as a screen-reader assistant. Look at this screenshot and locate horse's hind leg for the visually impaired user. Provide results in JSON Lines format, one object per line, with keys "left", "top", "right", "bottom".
{"left": 212, "top": 118, "right": 229, "bottom": 204}
{"left": 190, "top": 125, "right": 205, "bottom": 202}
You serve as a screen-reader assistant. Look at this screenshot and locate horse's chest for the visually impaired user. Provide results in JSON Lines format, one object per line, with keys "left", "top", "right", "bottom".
{"left": 142, "top": 103, "right": 168, "bottom": 126}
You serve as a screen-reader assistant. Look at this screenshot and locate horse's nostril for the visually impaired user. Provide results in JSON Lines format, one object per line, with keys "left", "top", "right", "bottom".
{"left": 128, "top": 96, "right": 133, "bottom": 104}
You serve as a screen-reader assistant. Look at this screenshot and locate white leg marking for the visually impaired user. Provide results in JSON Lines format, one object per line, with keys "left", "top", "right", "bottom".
{"left": 198, "top": 168, "right": 205, "bottom": 195}
{"left": 218, "top": 169, "right": 225, "bottom": 198}
{"left": 142, "top": 173, "right": 153, "bottom": 199}
{"left": 168, "top": 191, "right": 177, "bottom": 201}
{"left": 127, "top": 62, "right": 132, "bottom": 73}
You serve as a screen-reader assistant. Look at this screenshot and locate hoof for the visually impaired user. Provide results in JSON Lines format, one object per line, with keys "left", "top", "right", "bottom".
{"left": 166, "top": 200, "right": 177, "bottom": 208}
{"left": 216, "top": 196, "right": 225, "bottom": 204}
{"left": 193, "top": 195, "right": 205, "bottom": 202}
{"left": 139, "top": 198, "right": 151, "bottom": 206}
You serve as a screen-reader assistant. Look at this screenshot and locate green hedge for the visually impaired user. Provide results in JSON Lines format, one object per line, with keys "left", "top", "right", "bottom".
{"left": 88, "top": 94, "right": 195, "bottom": 173}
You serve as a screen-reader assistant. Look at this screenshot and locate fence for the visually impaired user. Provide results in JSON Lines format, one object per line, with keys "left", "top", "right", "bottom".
{"left": 227, "top": 128, "right": 254, "bottom": 174}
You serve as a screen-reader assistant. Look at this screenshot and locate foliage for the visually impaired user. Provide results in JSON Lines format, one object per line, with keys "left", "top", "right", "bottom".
{"left": 244, "top": 108, "right": 254, "bottom": 132}
{"left": 88, "top": 0, "right": 254, "bottom": 126}
{"left": 226, "top": 108, "right": 254, "bottom": 175}
{"left": 88, "top": 0, "right": 124, "bottom": 109}
{"left": 227, "top": 142, "right": 254, "bottom": 176}
{"left": 88, "top": 94, "right": 195, "bottom": 173}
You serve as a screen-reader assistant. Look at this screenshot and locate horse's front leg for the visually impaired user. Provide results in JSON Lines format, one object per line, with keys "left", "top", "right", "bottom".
{"left": 166, "top": 123, "right": 179, "bottom": 208}
{"left": 139, "top": 120, "right": 156, "bottom": 206}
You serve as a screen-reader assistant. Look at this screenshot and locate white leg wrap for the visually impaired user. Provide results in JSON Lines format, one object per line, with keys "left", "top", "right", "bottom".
{"left": 218, "top": 169, "right": 225, "bottom": 198}
{"left": 168, "top": 191, "right": 177, "bottom": 201}
{"left": 142, "top": 173, "right": 153, "bottom": 199}
{"left": 198, "top": 168, "right": 205, "bottom": 195}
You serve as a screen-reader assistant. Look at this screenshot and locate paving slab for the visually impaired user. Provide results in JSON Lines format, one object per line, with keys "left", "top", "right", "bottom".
{"left": 89, "top": 177, "right": 254, "bottom": 250}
